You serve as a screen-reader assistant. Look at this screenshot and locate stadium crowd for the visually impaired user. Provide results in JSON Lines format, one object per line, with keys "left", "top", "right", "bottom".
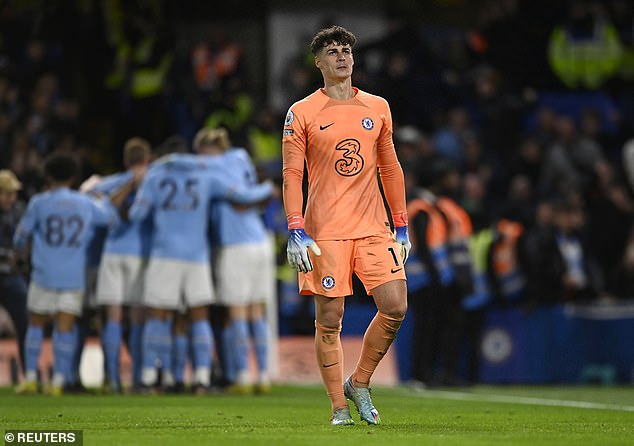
{"left": 1, "top": 0, "right": 634, "bottom": 391}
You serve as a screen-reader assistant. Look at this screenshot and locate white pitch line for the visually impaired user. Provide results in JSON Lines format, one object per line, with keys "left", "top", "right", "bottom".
{"left": 414, "top": 390, "right": 634, "bottom": 412}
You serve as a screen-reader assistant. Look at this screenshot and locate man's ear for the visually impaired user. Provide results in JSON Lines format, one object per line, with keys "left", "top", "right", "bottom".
{"left": 314, "top": 55, "right": 320, "bottom": 69}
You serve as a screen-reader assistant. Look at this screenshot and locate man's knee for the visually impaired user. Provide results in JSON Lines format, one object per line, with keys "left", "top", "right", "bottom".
{"left": 376, "top": 310, "right": 405, "bottom": 337}
{"left": 382, "top": 300, "right": 407, "bottom": 320}
{"left": 315, "top": 320, "right": 341, "bottom": 344}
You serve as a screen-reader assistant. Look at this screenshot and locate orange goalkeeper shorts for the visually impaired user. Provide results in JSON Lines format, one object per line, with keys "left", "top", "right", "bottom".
{"left": 298, "top": 229, "right": 407, "bottom": 297}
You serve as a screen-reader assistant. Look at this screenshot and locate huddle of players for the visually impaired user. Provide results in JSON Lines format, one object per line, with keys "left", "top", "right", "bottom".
{"left": 15, "top": 128, "right": 275, "bottom": 395}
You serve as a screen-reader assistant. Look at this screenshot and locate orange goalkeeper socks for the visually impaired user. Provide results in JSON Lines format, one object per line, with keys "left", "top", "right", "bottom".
{"left": 314, "top": 321, "right": 347, "bottom": 411}
{"left": 352, "top": 312, "right": 403, "bottom": 387}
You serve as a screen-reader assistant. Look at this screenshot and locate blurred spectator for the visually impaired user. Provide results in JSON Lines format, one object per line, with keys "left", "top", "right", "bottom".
{"left": 247, "top": 107, "right": 282, "bottom": 179}
{"left": 612, "top": 224, "right": 634, "bottom": 298}
{"left": 523, "top": 196, "right": 603, "bottom": 305}
{"left": 539, "top": 115, "right": 606, "bottom": 197}
{"left": 365, "top": 21, "right": 450, "bottom": 131}
{"left": 461, "top": 172, "right": 489, "bottom": 231}
{"left": 579, "top": 106, "right": 620, "bottom": 160}
{"left": 488, "top": 217, "right": 527, "bottom": 306}
{"left": 103, "top": 4, "right": 173, "bottom": 146}
{"left": 192, "top": 27, "right": 245, "bottom": 102}
{"left": 432, "top": 106, "right": 473, "bottom": 167}
{"left": 405, "top": 167, "right": 453, "bottom": 388}
{"left": 508, "top": 136, "right": 544, "bottom": 193}
{"left": 470, "top": 0, "right": 557, "bottom": 90}
{"left": 0, "top": 169, "right": 27, "bottom": 375}
{"left": 586, "top": 176, "right": 634, "bottom": 297}
{"left": 8, "top": 131, "right": 45, "bottom": 201}
{"left": 530, "top": 106, "right": 558, "bottom": 149}
{"left": 394, "top": 125, "right": 440, "bottom": 195}
{"left": 469, "top": 65, "right": 529, "bottom": 162}
{"left": 548, "top": 0, "right": 623, "bottom": 89}
{"left": 460, "top": 133, "right": 506, "bottom": 208}
{"left": 17, "top": 39, "right": 59, "bottom": 94}
{"left": 433, "top": 160, "right": 475, "bottom": 385}
{"left": 191, "top": 27, "right": 250, "bottom": 138}
{"left": 0, "top": 73, "right": 23, "bottom": 167}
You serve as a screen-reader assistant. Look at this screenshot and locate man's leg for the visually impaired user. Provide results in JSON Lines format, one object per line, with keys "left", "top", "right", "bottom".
{"left": 228, "top": 305, "right": 252, "bottom": 393}
{"left": 16, "top": 312, "right": 47, "bottom": 394}
{"left": 345, "top": 279, "right": 406, "bottom": 424}
{"left": 351, "top": 279, "right": 406, "bottom": 386}
{"left": 170, "top": 313, "right": 188, "bottom": 392}
{"left": 127, "top": 306, "right": 144, "bottom": 388}
{"left": 314, "top": 295, "right": 351, "bottom": 420}
{"left": 141, "top": 308, "right": 172, "bottom": 389}
{"left": 51, "top": 312, "right": 78, "bottom": 395}
{"left": 102, "top": 304, "right": 123, "bottom": 391}
{"left": 189, "top": 305, "right": 213, "bottom": 391}
{"left": 1, "top": 275, "right": 28, "bottom": 374}
{"left": 249, "top": 302, "right": 270, "bottom": 393}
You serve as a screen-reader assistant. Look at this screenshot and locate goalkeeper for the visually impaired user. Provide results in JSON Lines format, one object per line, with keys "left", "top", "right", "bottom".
{"left": 282, "top": 25, "right": 410, "bottom": 426}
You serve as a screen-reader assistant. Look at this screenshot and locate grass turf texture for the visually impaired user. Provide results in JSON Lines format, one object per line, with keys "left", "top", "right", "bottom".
{"left": 1, "top": 385, "right": 632, "bottom": 445}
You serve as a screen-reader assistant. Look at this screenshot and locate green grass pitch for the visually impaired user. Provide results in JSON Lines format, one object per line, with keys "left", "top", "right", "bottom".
{"left": 1, "top": 385, "right": 633, "bottom": 445}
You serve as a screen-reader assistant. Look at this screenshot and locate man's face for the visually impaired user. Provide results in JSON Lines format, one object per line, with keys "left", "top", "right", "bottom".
{"left": 315, "top": 43, "right": 354, "bottom": 81}
{"left": 0, "top": 190, "right": 17, "bottom": 211}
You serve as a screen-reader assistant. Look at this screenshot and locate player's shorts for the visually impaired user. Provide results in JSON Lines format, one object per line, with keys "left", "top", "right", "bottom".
{"left": 27, "top": 283, "right": 84, "bottom": 316}
{"left": 143, "top": 257, "right": 214, "bottom": 310}
{"left": 213, "top": 239, "right": 275, "bottom": 306}
{"left": 96, "top": 253, "right": 147, "bottom": 306}
{"left": 299, "top": 229, "right": 407, "bottom": 297}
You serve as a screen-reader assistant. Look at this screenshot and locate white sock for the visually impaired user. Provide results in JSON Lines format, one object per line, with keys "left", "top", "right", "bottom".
{"left": 24, "top": 370, "right": 37, "bottom": 383}
{"left": 141, "top": 368, "right": 158, "bottom": 386}
{"left": 51, "top": 372, "right": 64, "bottom": 387}
{"left": 193, "top": 367, "right": 210, "bottom": 387}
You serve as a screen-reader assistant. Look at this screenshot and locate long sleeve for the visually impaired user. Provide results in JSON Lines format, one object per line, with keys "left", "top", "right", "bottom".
{"left": 13, "top": 199, "right": 36, "bottom": 249}
{"left": 282, "top": 116, "right": 307, "bottom": 227}
{"left": 377, "top": 112, "right": 407, "bottom": 226}
{"left": 228, "top": 181, "right": 273, "bottom": 205}
{"left": 128, "top": 175, "right": 154, "bottom": 222}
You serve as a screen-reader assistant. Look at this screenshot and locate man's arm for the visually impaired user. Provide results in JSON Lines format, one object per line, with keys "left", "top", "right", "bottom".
{"left": 128, "top": 173, "right": 155, "bottom": 222}
{"left": 282, "top": 136, "right": 305, "bottom": 225}
{"left": 211, "top": 173, "right": 274, "bottom": 205}
{"left": 282, "top": 107, "right": 320, "bottom": 272}
{"left": 12, "top": 198, "right": 37, "bottom": 249}
{"left": 109, "top": 167, "right": 147, "bottom": 220}
{"left": 377, "top": 107, "right": 410, "bottom": 262}
{"left": 90, "top": 195, "right": 120, "bottom": 227}
{"left": 413, "top": 211, "right": 441, "bottom": 286}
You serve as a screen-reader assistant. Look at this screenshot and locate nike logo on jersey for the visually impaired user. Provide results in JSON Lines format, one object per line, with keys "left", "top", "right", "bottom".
{"left": 391, "top": 268, "right": 403, "bottom": 273}
{"left": 319, "top": 123, "right": 334, "bottom": 130}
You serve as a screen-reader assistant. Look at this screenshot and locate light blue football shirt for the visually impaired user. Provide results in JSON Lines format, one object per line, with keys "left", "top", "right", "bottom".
{"left": 211, "top": 148, "right": 268, "bottom": 246}
{"left": 128, "top": 158, "right": 272, "bottom": 263}
{"left": 13, "top": 187, "right": 118, "bottom": 290}
{"left": 91, "top": 171, "right": 153, "bottom": 258}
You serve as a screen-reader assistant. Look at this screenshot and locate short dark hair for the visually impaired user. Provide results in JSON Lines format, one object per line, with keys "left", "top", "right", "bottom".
{"left": 310, "top": 26, "right": 356, "bottom": 55}
{"left": 123, "top": 137, "right": 151, "bottom": 167}
{"left": 44, "top": 153, "right": 78, "bottom": 182}
{"left": 156, "top": 135, "right": 189, "bottom": 156}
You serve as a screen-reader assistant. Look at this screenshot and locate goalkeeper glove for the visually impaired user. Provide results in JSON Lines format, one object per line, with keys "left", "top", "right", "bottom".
{"left": 395, "top": 225, "right": 411, "bottom": 264}
{"left": 392, "top": 212, "right": 411, "bottom": 264}
{"left": 287, "top": 228, "right": 321, "bottom": 273}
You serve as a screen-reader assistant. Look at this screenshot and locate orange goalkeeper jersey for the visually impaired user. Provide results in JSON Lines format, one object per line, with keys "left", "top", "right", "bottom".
{"left": 282, "top": 87, "right": 407, "bottom": 240}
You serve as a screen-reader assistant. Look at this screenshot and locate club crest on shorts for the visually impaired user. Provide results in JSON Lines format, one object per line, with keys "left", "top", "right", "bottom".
{"left": 284, "top": 110, "right": 294, "bottom": 126}
{"left": 361, "top": 117, "right": 374, "bottom": 130}
{"left": 321, "top": 275, "right": 335, "bottom": 290}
